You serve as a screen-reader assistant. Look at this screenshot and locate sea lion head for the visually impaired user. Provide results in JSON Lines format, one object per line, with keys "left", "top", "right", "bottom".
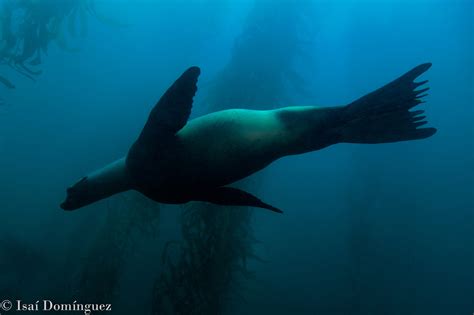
{"left": 60, "top": 177, "right": 92, "bottom": 210}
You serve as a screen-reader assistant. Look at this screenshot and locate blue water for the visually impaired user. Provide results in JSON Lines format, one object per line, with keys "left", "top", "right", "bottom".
{"left": 0, "top": 0, "right": 472, "bottom": 314}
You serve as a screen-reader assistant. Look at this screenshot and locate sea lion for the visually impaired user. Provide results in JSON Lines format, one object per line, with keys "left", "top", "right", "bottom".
{"left": 61, "top": 63, "right": 436, "bottom": 213}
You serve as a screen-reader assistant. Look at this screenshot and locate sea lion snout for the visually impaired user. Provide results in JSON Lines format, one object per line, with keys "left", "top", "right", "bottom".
{"left": 60, "top": 177, "right": 88, "bottom": 211}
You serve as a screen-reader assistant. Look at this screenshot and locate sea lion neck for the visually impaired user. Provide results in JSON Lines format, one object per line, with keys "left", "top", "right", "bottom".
{"left": 61, "top": 157, "right": 132, "bottom": 210}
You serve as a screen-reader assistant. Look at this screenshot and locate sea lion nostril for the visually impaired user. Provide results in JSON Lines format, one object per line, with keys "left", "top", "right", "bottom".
{"left": 60, "top": 202, "right": 75, "bottom": 211}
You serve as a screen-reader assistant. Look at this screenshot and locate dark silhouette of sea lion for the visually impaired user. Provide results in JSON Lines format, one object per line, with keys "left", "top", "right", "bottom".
{"left": 61, "top": 63, "right": 436, "bottom": 213}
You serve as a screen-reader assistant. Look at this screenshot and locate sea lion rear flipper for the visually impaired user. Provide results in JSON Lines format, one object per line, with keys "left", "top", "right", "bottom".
{"left": 195, "top": 187, "right": 283, "bottom": 214}
{"left": 340, "top": 63, "right": 436, "bottom": 143}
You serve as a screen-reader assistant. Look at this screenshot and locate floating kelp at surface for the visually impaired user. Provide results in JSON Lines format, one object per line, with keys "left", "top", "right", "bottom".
{"left": 73, "top": 192, "right": 161, "bottom": 303}
{"left": 154, "top": 1, "right": 317, "bottom": 314}
{"left": 0, "top": 0, "right": 104, "bottom": 88}
{"left": 0, "top": 75, "right": 14, "bottom": 88}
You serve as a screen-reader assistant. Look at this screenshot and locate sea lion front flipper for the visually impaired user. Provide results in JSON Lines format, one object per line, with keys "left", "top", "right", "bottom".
{"left": 194, "top": 187, "right": 283, "bottom": 214}
{"left": 127, "top": 67, "right": 200, "bottom": 167}
{"left": 138, "top": 66, "right": 200, "bottom": 144}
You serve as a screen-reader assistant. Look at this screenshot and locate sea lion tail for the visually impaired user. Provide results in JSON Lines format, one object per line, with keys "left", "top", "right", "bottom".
{"left": 339, "top": 63, "right": 437, "bottom": 144}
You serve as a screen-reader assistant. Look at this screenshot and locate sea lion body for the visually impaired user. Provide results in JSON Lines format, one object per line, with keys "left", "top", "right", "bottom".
{"left": 129, "top": 105, "right": 341, "bottom": 205}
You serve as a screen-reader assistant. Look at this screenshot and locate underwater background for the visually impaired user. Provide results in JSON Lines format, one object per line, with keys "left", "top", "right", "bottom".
{"left": 0, "top": 0, "right": 472, "bottom": 314}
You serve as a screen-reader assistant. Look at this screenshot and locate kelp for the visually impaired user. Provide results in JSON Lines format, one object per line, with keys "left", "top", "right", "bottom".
{"left": 345, "top": 161, "right": 385, "bottom": 314}
{"left": 204, "top": 0, "right": 317, "bottom": 112}
{"left": 74, "top": 192, "right": 161, "bottom": 303}
{"left": 0, "top": 234, "right": 48, "bottom": 301}
{"left": 154, "top": 1, "right": 317, "bottom": 314}
{"left": 153, "top": 205, "right": 257, "bottom": 315}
